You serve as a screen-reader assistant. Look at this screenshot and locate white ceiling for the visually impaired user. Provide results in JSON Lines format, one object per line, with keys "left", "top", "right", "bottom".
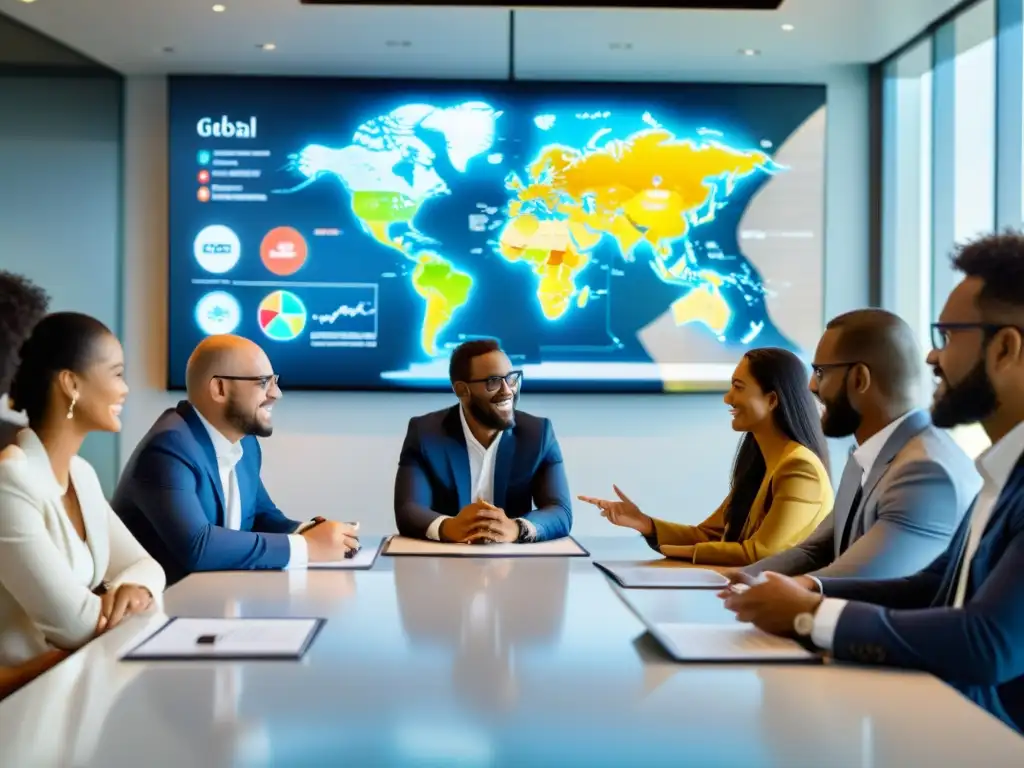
{"left": 1, "top": 0, "right": 968, "bottom": 79}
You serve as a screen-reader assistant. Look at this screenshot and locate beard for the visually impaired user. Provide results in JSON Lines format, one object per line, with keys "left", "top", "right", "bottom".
{"left": 225, "top": 396, "right": 273, "bottom": 438}
{"left": 931, "top": 359, "right": 999, "bottom": 429}
{"left": 468, "top": 389, "right": 518, "bottom": 431}
{"left": 820, "top": 386, "right": 862, "bottom": 438}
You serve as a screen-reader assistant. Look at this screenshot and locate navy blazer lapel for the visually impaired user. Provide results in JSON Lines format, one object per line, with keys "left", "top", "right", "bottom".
{"left": 443, "top": 406, "right": 471, "bottom": 508}
{"left": 177, "top": 400, "right": 227, "bottom": 518}
{"left": 493, "top": 428, "right": 517, "bottom": 510}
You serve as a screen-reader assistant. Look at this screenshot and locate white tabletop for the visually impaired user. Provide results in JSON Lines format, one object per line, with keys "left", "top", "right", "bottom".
{"left": 0, "top": 536, "right": 1021, "bottom": 766}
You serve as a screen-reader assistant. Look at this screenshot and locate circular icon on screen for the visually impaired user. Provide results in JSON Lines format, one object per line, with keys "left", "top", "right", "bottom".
{"left": 195, "top": 291, "right": 242, "bottom": 336}
{"left": 260, "top": 226, "right": 308, "bottom": 276}
{"left": 258, "top": 290, "right": 306, "bottom": 342}
{"left": 193, "top": 224, "right": 241, "bottom": 273}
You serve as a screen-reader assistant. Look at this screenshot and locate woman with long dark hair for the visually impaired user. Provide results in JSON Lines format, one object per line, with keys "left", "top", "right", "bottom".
{"left": 580, "top": 347, "right": 834, "bottom": 566}
{"left": 0, "top": 313, "right": 164, "bottom": 669}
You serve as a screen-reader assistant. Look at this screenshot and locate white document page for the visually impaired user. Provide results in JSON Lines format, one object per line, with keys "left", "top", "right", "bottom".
{"left": 654, "top": 622, "right": 816, "bottom": 661}
{"left": 308, "top": 536, "right": 383, "bottom": 569}
{"left": 124, "top": 617, "right": 321, "bottom": 660}
{"left": 384, "top": 535, "right": 588, "bottom": 557}
{"left": 596, "top": 561, "right": 729, "bottom": 589}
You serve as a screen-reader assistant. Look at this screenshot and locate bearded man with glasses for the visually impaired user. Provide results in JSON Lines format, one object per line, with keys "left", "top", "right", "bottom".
{"left": 394, "top": 339, "right": 572, "bottom": 543}
{"left": 113, "top": 334, "right": 359, "bottom": 584}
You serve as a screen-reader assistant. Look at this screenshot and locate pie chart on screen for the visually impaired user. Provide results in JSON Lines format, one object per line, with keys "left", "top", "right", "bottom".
{"left": 258, "top": 290, "right": 307, "bottom": 341}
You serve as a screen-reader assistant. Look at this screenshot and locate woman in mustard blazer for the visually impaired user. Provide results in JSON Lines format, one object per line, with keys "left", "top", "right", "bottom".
{"left": 580, "top": 347, "right": 833, "bottom": 567}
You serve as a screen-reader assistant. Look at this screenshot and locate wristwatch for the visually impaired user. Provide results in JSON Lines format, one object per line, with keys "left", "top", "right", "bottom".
{"left": 514, "top": 518, "right": 531, "bottom": 543}
{"left": 793, "top": 612, "right": 816, "bottom": 638}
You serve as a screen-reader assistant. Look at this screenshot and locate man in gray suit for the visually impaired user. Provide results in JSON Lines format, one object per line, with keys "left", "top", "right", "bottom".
{"left": 744, "top": 309, "right": 980, "bottom": 580}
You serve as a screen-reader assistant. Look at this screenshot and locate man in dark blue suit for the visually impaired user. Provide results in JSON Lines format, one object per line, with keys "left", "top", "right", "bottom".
{"left": 112, "top": 335, "right": 358, "bottom": 584}
{"left": 721, "top": 231, "right": 1024, "bottom": 733}
{"left": 394, "top": 339, "right": 572, "bottom": 543}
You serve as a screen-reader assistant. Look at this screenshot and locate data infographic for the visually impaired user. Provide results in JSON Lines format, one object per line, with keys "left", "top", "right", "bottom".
{"left": 167, "top": 76, "right": 827, "bottom": 391}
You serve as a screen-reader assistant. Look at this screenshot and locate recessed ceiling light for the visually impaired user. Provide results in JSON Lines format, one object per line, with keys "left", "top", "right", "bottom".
{"left": 19, "top": 0, "right": 37, "bottom": 4}
{"left": 740, "top": 48, "right": 760, "bottom": 56}
{"left": 781, "top": 23, "right": 794, "bottom": 31}
{"left": 257, "top": 42, "right": 276, "bottom": 51}
{"left": 161, "top": 46, "right": 175, "bottom": 54}
{"left": 212, "top": 4, "right": 226, "bottom": 12}
{"left": 608, "top": 42, "right": 634, "bottom": 51}
{"left": 384, "top": 40, "right": 412, "bottom": 48}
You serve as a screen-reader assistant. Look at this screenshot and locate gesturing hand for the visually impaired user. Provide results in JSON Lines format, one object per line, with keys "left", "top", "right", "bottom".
{"left": 577, "top": 485, "right": 654, "bottom": 536}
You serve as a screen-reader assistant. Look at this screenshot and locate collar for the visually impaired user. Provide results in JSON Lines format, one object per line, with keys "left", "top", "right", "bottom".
{"left": 853, "top": 410, "right": 914, "bottom": 475}
{"left": 14, "top": 428, "right": 70, "bottom": 497}
{"left": 976, "top": 420, "right": 1024, "bottom": 488}
{"left": 193, "top": 407, "right": 244, "bottom": 467}
{"left": 0, "top": 393, "right": 27, "bottom": 427}
{"left": 458, "top": 405, "right": 502, "bottom": 454}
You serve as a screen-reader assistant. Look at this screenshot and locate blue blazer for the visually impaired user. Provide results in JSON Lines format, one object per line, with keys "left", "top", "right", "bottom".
{"left": 111, "top": 401, "right": 299, "bottom": 585}
{"left": 819, "top": 451, "right": 1024, "bottom": 733}
{"left": 393, "top": 405, "right": 572, "bottom": 541}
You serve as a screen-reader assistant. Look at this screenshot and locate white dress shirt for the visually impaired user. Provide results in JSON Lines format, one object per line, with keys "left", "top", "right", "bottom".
{"left": 193, "top": 411, "right": 308, "bottom": 568}
{"left": 425, "top": 407, "right": 536, "bottom": 541}
{"left": 0, "top": 429, "right": 166, "bottom": 664}
{"left": 851, "top": 410, "right": 913, "bottom": 486}
{"left": 812, "top": 418, "right": 1024, "bottom": 649}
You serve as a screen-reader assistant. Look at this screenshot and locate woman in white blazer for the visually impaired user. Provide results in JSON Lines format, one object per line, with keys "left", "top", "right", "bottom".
{"left": 0, "top": 312, "right": 165, "bottom": 667}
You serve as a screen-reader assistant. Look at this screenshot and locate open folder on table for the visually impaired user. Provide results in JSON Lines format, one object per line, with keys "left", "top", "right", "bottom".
{"left": 646, "top": 622, "right": 820, "bottom": 663}
{"left": 307, "top": 536, "right": 385, "bottom": 569}
{"left": 122, "top": 617, "right": 325, "bottom": 661}
{"left": 594, "top": 561, "right": 729, "bottom": 589}
{"left": 383, "top": 535, "right": 589, "bottom": 557}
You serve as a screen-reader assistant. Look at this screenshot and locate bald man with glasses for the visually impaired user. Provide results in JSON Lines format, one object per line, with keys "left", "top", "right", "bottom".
{"left": 394, "top": 339, "right": 572, "bottom": 543}
{"left": 113, "top": 335, "right": 358, "bottom": 584}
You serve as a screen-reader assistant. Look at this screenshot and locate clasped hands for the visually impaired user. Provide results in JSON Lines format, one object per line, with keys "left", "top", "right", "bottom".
{"left": 94, "top": 583, "right": 154, "bottom": 636}
{"left": 441, "top": 498, "right": 518, "bottom": 544}
{"left": 717, "top": 571, "right": 823, "bottom": 637}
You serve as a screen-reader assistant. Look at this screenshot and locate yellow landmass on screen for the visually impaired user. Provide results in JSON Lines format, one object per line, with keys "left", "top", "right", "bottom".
{"left": 411, "top": 253, "right": 473, "bottom": 355}
{"left": 497, "top": 214, "right": 591, "bottom": 320}
{"left": 670, "top": 282, "right": 732, "bottom": 335}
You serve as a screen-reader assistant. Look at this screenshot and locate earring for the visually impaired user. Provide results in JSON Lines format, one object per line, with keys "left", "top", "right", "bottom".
{"left": 66, "top": 394, "right": 78, "bottom": 420}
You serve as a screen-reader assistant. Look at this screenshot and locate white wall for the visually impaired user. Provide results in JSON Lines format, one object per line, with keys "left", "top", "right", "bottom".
{"left": 0, "top": 75, "right": 122, "bottom": 492}
{"left": 122, "top": 67, "right": 870, "bottom": 536}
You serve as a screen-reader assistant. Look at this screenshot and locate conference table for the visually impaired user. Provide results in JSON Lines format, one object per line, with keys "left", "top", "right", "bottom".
{"left": 1, "top": 536, "right": 1022, "bottom": 767}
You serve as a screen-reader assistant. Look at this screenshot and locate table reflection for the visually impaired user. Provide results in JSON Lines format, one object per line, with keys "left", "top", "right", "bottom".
{"left": 394, "top": 557, "right": 568, "bottom": 715}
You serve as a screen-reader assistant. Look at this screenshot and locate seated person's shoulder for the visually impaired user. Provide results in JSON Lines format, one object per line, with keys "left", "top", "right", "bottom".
{"left": 779, "top": 445, "right": 826, "bottom": 478}
{"left": 511, "top": 409, "right": 550, "bottom": 436}
{"left": 0, "top": 443, "right": 32, "bottom": 496}
{"left": 904, "top": 425, "right": 977, "bottom": 473}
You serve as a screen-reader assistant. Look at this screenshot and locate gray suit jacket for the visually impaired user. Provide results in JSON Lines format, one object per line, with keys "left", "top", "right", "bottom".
{"left": 744, "top": 409, "right": 981, "bottom": 579}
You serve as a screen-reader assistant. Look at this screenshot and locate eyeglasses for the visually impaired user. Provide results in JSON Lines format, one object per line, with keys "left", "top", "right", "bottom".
{"left": 810, "top": 362, "right": 860, "bottom": 382}
{"left": 466, "top": 370, "right": 523, "bottom": 392}
{"left": 213, "top": 374, "right": 280, "bottom": 390}
{"left": 930, "top": 322, "right": 1024, "bottom": 350}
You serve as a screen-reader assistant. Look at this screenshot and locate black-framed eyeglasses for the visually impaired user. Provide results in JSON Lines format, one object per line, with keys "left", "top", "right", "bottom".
{"left": 213, "top": 374, "right": 280, "bottom": 390}
{"left": 930, "top": 322, "right": 1024, "bottom": 350}
{"left": 467, "top": 370, "right": 523, "bottom": 392}
{"left": 810, "top": 362, "right": 861, "bottom": 382}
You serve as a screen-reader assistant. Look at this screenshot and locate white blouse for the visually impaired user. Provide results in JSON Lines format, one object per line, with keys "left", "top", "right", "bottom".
{"left": 0, "top": 429, "right": 166, "bottom": 665}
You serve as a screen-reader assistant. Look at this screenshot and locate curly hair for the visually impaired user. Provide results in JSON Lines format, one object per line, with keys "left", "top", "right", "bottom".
{"left": 951, "top": 230, "right": 1024, "bottom": 314}
{"left": 0, "top": 271, "right": 49, "bottom": 396}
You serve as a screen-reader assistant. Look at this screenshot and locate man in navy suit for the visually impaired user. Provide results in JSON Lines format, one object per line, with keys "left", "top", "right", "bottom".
{"left": 394, "top": 339, "right": 572, "bottom": 543}
{"left": 113, "top": 335, "right": 358, "bottom": 584}
{"left": 721, "top": 231, "right": 1024, "bottom": 733}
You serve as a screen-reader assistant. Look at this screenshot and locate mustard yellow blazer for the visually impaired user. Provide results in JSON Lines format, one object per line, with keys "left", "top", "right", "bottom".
{"left": 649, "top": 442, "right": 834, "bottom": 567}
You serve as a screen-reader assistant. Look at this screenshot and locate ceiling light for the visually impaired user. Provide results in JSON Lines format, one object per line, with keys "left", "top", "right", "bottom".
{"left": 608, "top": 42, "right": 634, "bottom": 51}
{"left": 257, "top": 43, "right": 276, "bottom": 51}
{"left": 781, "top": 23, "right": 794, "bottom": 31}
{"left": 19, "top": 0, "right": 37, "bottom": 4}
{"left": 212, "top": 4, "right": 226, "bottom": 12}
{"left": 161, "top": 46, "right": 175, "bottom": 54}
{"left": 740, "top": 48, "right": 760, "bottom": 56}
{"left": 384, "top": 40, "right": 412, "bottom": 48}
